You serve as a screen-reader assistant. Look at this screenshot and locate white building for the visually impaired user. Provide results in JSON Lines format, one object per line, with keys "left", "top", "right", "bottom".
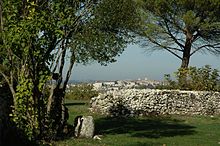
{"left": 93, "top": 82, "right": 103, "bottom": 90}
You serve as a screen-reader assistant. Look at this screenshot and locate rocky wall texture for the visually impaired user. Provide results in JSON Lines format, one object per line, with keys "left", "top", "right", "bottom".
{"left": 90, "top": 89, "right": 220, "bottom": 116}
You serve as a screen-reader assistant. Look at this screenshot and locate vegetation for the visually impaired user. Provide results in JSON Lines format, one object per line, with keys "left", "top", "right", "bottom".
{"left": 55, "top": 100, "right": 220, "bottom": 146}
{"left": 65, "top": 84, "right": 99, "bottom": 100}
{"left": 158, "top": 65, "right": 220, "bottom": 91}
{"left": 1, "top": 0, "right": 220, "bottom": 145}
{"left": 0, "top": 0, "right": 140, "bottom": 144}
{"left": 138, "top": 0, "right": 220, "bottom": 68}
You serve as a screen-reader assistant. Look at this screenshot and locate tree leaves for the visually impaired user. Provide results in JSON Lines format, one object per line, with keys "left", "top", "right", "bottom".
{"left": 0, "top": 0, "right": 141, "bottom": 141}
{"left": 138, "top": 0, "right": 220, "bottom": 67}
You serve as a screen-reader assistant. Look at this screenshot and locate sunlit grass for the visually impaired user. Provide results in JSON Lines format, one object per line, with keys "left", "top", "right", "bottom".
{"left": 55, "top": 100, "right": 220, "bottom": 146}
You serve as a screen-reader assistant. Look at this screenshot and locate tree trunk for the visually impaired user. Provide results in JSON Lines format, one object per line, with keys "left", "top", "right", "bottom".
{"left": 0, "top": 0, "right": 3, "bottom": 32}
{"left": 45, "top": 85, "right": 66, "bottom": 139}
{"left": 45, "top": 43, "right": 75, "bottom": 139}
{"left": 181, "top": 30, "right": 193, "bottom": 68}
{"left": 181, "top": 46, "right": 191, "bottom": 68}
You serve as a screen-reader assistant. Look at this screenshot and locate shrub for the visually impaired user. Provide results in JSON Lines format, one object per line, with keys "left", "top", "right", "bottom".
{"left": 160, "top": 65, "right": 220, "bottom": 91}
{"left": 65, "top": 84, "right": 99, "bottom": 100}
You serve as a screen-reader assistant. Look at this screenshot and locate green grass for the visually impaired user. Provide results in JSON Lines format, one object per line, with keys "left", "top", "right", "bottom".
{"left": 55, "top": 100, "right": 220, "bottom": 146}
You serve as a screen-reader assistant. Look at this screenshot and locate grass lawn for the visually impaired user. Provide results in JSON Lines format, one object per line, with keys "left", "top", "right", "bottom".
{"left": 55, "top": 100, "right": 220, "bottom": 146}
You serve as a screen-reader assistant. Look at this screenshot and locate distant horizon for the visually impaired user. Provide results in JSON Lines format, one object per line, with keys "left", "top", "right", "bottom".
{"left": 69, "top": 45, "right": 220, "bottom": 81}
{"left": 68, "top": 77, "right": 160, "bottom": 83}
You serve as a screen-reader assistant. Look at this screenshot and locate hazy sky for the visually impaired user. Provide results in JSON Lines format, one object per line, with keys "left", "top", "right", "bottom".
{"left": 70, "top": 45, "right": 220, "bottom": 81}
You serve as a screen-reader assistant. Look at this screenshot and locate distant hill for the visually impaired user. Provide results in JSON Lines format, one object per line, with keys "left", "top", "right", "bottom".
{"left": 68, "top": 80, "right": 97, "bottom": 84}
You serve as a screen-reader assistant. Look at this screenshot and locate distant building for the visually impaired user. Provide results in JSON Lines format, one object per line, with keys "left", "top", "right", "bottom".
{"left": 93, "top": 82, "right": 103, "bottom": 90}
{"left": 103, "top": 81, "right": 115, "bottom": 86}
{"left": 90, "top": 78, "right": 162, "bottom": 91}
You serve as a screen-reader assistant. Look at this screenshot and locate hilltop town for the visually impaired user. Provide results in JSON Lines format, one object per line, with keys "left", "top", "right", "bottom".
{"left": 67, "top": 78, "right": 162, "bottom": 92}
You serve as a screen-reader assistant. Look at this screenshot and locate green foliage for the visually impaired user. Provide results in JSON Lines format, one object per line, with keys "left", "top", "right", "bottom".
{"left": 0, "top": 0, "right": 140, "bottom": 142}
{"left": 71, "top": 0, "right": 141, "bottom": 65}
{"left": 10, "top": 69, "right": 50, "bottom": 141}
{"left": 94, "top": 0, "right": 140, "bottom": 34}
{"left": 11, "top": 75, "right": 37, "bottom": 140}
{"left": 138, "top": 0, "right": 220, "bottom": 68}
{"left": 140, "top": 0, "right": 220, "bottom": 40}
{"left": 161, "top": 65, "right": 220, "bottom": 91}
{"left": 65, "top": 84, "right": 99, "bottom": 100}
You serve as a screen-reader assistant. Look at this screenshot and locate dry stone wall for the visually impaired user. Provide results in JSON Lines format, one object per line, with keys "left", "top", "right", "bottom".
{"left": 90, "top": 89, "right": 220, "bottom": 116}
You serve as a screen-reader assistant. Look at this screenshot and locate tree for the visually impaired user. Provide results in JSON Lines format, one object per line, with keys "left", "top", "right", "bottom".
{"left": 138, "top": 0, "right": 220, "bottom": 68}
{"left": 0, "top": 0, "right": 140, "bottom": 142}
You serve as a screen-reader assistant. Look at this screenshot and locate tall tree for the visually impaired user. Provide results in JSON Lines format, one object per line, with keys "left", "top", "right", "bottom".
{"left": 0, "top": 0, "right": 140, "bottom": 142}
{"left": 138, "top": 0, "right": 220, "bottom": 68}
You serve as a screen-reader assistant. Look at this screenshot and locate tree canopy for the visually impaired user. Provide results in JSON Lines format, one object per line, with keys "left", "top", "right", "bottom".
{"left": 138, "top": 0, "right": 220, "bottom": 68}
{"left": 0, "top": 0, "right": 140, "bottom": 143}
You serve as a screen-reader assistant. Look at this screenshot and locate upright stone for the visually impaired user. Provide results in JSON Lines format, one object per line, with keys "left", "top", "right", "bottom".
{"left": 74, "top": 116, "right": 95, "bottom": 138}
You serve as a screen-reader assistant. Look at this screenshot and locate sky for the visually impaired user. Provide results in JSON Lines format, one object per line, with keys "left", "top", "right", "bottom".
{"left": 70, "top": 45, "right": 220, "bottom": 81}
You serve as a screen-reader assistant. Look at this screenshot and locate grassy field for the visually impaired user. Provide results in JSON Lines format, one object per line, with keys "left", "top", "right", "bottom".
{"left": 55, "top": 100, "right": 220, "bottom": 146}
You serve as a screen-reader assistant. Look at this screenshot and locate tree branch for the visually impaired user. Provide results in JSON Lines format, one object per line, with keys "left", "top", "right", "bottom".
{"left": 163, "top": 16, "right": 185, "bottom": 34}
{"left": 0, "top": 70, "right": 16, "bottom": 106}
{"left": 56, "top": 39, "right": 66, "bottom": 87}
{"left": 50, "top": 46, "right": 62, "bottom": 73}
{"left": 0, "top": 0, "right": 3, "bottom": 32}
{"left": 63, "top": 50, "right": 75, "bottom": 92}
{"left": 190, "top": 43, "right": 220, "bottom": 56}
{"left": 163, "top": 20, "right": 185, "bottom": 50}
{"left": 148, "top": 37, "right": 182, "bottom": 60}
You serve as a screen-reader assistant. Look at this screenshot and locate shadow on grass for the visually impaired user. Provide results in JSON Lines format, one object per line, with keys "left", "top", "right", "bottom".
{"left": 95, "top": 117, "right": 195, "bottom": 138}
{"left": 125, "top": 141, "right": 163, "bottom": 146}
{"left": 64, "top": 102, "right": 86, "bottom": 106}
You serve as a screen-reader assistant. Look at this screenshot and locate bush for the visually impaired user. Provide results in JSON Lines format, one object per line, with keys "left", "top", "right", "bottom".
{"left": 159, "top": 65, "right": 220, "bottom": 91}
{"left": 65, "top": 84, "right": 99, "bottom": 100}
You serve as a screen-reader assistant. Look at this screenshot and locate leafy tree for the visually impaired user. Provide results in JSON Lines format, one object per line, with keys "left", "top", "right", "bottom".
{"left": 65, "top": 84, "right": 98, "bottom": 100}
{"left": 0, "top": 0, "right": 140, "bottom": 142}
{"left": 138, "top": 0, "right": 220, "bottom": 68}
{"left": 160, "top": 65, "right": 220, "bottom": 91}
